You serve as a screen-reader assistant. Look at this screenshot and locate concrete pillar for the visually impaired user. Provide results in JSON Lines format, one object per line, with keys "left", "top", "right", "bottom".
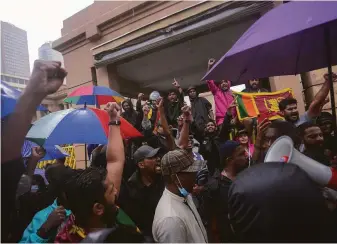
{"left": 96, "top": 66, "right": 110, "bottom": 88}
{"left": 74, "top": 144, "right": 86, "bottom": 169}
{"left": 269, "top": 75, "right": 305, "bottom": 116}
{"left": 106, "top": 65, "right": 121, "bottom": 92}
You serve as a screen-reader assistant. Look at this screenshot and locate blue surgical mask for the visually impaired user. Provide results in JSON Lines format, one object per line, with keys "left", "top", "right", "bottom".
{"left": 175, "top": 174, "right": 190, "bottom": 198}
{"left": 31, "top": 185, "right": 39, "bottom": 193}
{"left": 178, "top": 187, "right": 189, "bottom": 197}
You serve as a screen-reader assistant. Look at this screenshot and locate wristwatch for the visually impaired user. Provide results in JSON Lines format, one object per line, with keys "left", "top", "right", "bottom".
{"left": 108, "top": 120, "right": 121, "bottom": 126}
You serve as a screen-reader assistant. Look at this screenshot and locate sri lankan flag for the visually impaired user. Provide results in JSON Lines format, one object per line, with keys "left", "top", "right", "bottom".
{"left": 233, "top": 88, "right": 293, "bottom": 121}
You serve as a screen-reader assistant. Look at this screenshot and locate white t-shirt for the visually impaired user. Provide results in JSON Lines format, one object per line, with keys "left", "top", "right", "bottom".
{"left": 152, "top": 188, "right": 208, "bottom": 243}
{"left": 294, "top": 111, "right": 313, "bottom": 127}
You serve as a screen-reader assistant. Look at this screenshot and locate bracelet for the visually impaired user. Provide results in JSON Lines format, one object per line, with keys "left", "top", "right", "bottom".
{"left": 108, "top": 120, "right": 121, "bottom": 126}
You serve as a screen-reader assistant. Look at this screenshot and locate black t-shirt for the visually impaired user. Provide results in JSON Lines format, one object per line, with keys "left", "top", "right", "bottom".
{"left": 1, "top": 158, "right": 25, "bottom": 242}
{"left": 118, "top": 171, "right": 164, "bottom": 237}
{"left": 208, "top": 171, "right": 234, "bottom": 242}
{"left": 304, "top": 149, "right": 331, "bottom": 166}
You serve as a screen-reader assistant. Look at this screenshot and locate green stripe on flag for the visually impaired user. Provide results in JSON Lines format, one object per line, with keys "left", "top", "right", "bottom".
{"left": 236, "top": 95, "right": 249, "bottom": 118}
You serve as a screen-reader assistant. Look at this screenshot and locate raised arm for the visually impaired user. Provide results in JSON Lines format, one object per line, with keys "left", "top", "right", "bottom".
{"left": 136, "top": 93, "right": 144, "bottom": 115}
{"left": 206, "top": 58, "right": 219, "bottom": 95}
{"left": 203, "top": 98, "right": 215, "bottom": 121}
{"left": 307, "top": 73, "right": 336, "bottom": 118}
{"left": 157, "top": 98, "right": 175, "bottom": 151}
{"left": 218, "top": 112, "right": 232, "bottom": 142}
{"left": 172, "top": 78, "right": 184, "bottom": 100}
{"left": 25, "top": 147, "right": 46, "bottom": 177}
{"left": 178, "top": 106, "right": 193, "bottom": 149}
{"left": 2, "top": 60, "right": 67, "bottom": 163}
{"left": 252, "top": 118, "right": 271, "bottom": 164}
{"left": 105, "top": 102, "right": 125, "bottom": 195}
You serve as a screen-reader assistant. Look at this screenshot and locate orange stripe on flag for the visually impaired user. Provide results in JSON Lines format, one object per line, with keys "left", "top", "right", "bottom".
{"left": 242, "top": 95, "right": 258, "bottom": 117}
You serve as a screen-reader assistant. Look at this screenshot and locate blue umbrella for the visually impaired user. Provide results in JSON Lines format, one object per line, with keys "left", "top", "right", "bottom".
{"left": 1, "top": 81, "right": 48, "bottom": 118}
{"left": 202, "top": 1, "right": 337, "bottom": 127}
{"left": 26, "top": 107, "right": 109, "bottom": 146}
{"left": 40, "top": 145, "right": 70, "bottom": 161}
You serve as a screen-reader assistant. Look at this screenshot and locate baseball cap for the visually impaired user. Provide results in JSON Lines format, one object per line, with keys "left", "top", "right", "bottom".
{"left": 161, "top": 149, "right": 205, "bottom": 176}
{"left": 133, "top": 145, "right": 161, "bottom": 164}
{"left": 220, "top": 140, "right": 240, "bottom": 159}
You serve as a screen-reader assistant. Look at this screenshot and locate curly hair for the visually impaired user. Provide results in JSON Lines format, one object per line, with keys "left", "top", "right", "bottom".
{"left": 278, "top": 97, "right": 297, "bottom": 111}
{"left": 65, "top": 167, "right": 107, "bottom": 226}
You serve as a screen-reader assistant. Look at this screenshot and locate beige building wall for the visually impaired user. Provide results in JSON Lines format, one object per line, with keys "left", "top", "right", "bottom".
{"left": 52, "top": 1, "right": 336, "bottom": 166}
{"left": 304, "top": 66, "right": 337, "bottom": 117}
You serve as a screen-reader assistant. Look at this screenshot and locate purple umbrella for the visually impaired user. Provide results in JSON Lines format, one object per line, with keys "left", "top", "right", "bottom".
{"left": 202, "top": 1, "right": 337, "bottom": 123}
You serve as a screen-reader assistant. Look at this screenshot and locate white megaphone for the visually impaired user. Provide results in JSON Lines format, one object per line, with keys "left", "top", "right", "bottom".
{"left": 264, "top": 136, "right": 337, "bottom": 190}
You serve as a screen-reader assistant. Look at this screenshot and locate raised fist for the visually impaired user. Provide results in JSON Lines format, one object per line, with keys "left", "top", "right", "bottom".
{"left": 208, "top": 58, "right": 216, "bottom": 68}
{"left": 31, "top": 146, "right": 46, "bottom": 161}
{"left": 27, "top": 60, "right": 67, "bottom": 98}
{"left": 181, "top": 105, "right": 192, "bottom": 121}
{"left": 156, "top": 97, "right": 164, "bottom": 109}
{"left": 142, "top": 104, "right": 150, "bottom": 116}
{"left": 105, "top": 102, "right": 121, "bottom": 121}
{"left": 172, "top": 78, "right": 180, "bottom": 88}
{"left": 138, "top": 93, "right": 145, "bottom": 100}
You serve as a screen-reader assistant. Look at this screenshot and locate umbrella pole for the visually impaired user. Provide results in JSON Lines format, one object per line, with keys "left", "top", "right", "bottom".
{"left": 84, "top": 143, "right": 88, "bottom": 169}
{"left": 324, "top": 27, "right": 337, "bottom": 134}
{"left": 95, "top": 96, "right": 100, "bottom": 109}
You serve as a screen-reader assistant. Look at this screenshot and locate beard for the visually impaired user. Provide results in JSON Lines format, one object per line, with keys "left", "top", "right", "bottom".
{"left": 287, "top": 112, "right": 299, "bottom": 122}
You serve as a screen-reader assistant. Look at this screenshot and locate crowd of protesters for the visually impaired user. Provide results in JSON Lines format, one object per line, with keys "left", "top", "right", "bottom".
{"left": 1, "top": 59, "right": 337, "bottom": 243}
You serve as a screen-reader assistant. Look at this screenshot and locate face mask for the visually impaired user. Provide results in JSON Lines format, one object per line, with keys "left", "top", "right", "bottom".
{"left": 175, "top": 175, "right": 189, "bottom": 198}
{"left": 178, "top": 187, "right": 189, "bottom": 198}
{"left": 31, "top": 185, "right": 39, "bottom": 193}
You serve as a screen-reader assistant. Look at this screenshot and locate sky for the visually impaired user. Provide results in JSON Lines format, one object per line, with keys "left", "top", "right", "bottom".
{"left": 0, "top": 0, "right": 94, "bottom": 71}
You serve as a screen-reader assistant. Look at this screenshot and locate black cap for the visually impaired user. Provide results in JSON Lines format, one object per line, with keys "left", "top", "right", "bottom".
{"left": 133, "top": 145, "right": 161, "bottom": 164}
{"left": 219, "top": 140, "right": 240, "bottom": 159}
